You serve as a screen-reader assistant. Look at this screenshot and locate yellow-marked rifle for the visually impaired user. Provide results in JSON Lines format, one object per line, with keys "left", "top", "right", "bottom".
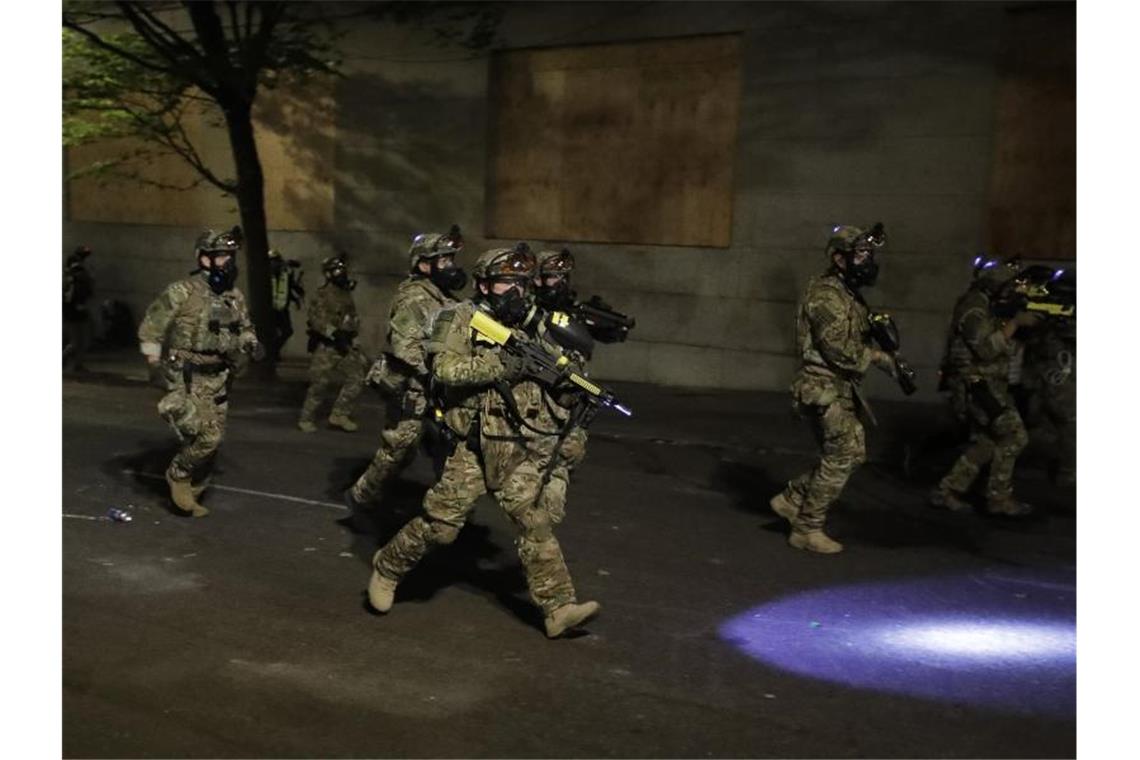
{"left": 469, "top": 310, "right": 632, "bottom": 417}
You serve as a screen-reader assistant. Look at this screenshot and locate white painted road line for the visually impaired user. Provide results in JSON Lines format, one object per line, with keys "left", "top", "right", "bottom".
{"left": 120, "top": 469, "right": 348, "bottom": 511}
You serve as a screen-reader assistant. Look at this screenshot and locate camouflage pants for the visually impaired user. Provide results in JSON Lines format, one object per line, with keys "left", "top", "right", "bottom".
{"left": 781, "top": 399, "right": 866, "bottom": 532}
{"left": 1026, "top": 378, "right": 1076, "bottom": 481}
{"left": 158, "top": 370, "right": 230, "bottom": 483}
{"left": 535, "top": 427, "right": 588, "bottom": 525}
{"left": 939, "top": 379, "right": 1029, "bottom": 501}
{"left": 373, "top": 440, "right": 578, "bottom": 615}
{"left": 299, "top": 344, "right": 366, "bottom": 422}
{"left": 351, "top": 393, "right": 427, "bottom": 503}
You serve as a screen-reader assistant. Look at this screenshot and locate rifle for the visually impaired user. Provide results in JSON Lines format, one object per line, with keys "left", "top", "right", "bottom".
{"left": 573, "top": 295, "right": 636, "bottom": 344}
{"left": 1013, "top": 265, "right": 1075, "bottom": 319}
{"left": 469, "top": 310, "right": 632, "bottom": 417}
{"left": 867, "top": 312, "right": 918, "bottom": 396}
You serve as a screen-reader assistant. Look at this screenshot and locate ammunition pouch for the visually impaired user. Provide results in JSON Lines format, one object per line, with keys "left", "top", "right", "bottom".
{"left": 367, "top": 353, "right": 416, "bottom": 398}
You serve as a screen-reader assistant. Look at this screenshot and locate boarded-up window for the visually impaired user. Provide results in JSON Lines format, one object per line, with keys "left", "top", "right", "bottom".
{"left": 486, "top": 34, "right": 741, "bottom": 248}
{"left": 986, "top": 4, "right": 1075, "bottom": 260}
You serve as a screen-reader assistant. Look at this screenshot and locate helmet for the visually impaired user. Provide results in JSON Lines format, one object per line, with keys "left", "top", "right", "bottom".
{"left": 826, "top": 222, "right": 885, "bottom": 288}
{"left": 194, "top": 227, "right": 242, "bottom": 257}
{"left": 535, "top": 248, "right": 577, "bottom": 312}
{"left": 537, "top": 248, "right": 575, "bottom": 277}
{"left": 971, "top": 254, "right": 1019, "bottom": 289}
{"left": 825, "top": 223, "right": 885, "bottom": 259}
{"left": 322, "top": 254, "right": 347, "bottom": 276}
{"left": 408, "top": 224, "right": 464, "bottom": 269}
{"left": 67, "top": 245, "right": 92, "bottom": 266}
{"left": 471, "top": 242, "right": 536, "bottom": 282}
{"left": 268, "top": 248, "right": 283, "bottom": 261}
{"left": 194, "top": 228, "right": 242, "bottom": 294}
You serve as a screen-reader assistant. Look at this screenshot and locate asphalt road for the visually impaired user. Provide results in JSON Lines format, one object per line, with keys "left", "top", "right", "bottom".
{"left": 62, "top": 372, "right": 1076, "bottom": 758}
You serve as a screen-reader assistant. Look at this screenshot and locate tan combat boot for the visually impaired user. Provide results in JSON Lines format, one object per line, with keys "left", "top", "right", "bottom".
{"left": 788, "top": 530, "right": 843, "bottom": 554}
{"left": 769, "top": 492, "right": 800, "bottom": 521}
{"left": 929, "top": 486, "right": 972, "bottom": 512}
{"left": 191, "top": 475, "right": 212, "bottom": 499}
{"left": 165, "top": 469, "right": 209, "bottom": 518}
{"left": 987, "top": 497, "right": 1033, "bottom": 517}
{"left": 368, "top": 567, "right": 398, "bottom": 612}
{"left": 328, "top": 415, "right": 358, "bottom": 432}
{"left": 544, "top": 600, "right": 601, "bottom": 638}
{"left": 297, "top": 418, "right": 318, "bottom": 433}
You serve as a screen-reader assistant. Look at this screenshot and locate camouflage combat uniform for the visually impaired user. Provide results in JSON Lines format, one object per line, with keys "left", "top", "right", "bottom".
{"left": 1020, "top": 318, "right": 1075, "bottom": 485}
{"left": 298, "top": 282, "right": 366, "bottom": 429}
{"left": 776, "top": 270, "right": 876, "bottom": 541}
{"left": 936, "top": 286, "right": 1030, "bottom": 511}
{"left": 138, "top": 270, "right": 257, "bottom": 499}
{"left": 371, "top": 299, "right": 584, "bottom": 618}
{"left": 350, "top": 275, "right": 454, "bottom": 502}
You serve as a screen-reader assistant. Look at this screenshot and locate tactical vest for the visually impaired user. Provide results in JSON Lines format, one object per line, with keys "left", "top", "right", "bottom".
{"left": 168, "top": 275, "right": 248, "bottom": 355}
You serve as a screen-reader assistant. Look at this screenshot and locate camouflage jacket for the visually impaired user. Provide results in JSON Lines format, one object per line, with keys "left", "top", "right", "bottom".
{"left": 307, "top": 283, "right": 360, "bottom": 340}
{"left": 137, "top": 272, "right": 256, "bottom": 363}
{"left": 942, "top": 287, "right": 1015, "bottom": 382}
{"left": 792, "top": 271, "right": 873, "bottom": 406}
{"left": 385, "top": 276, "right": 454, "bottom": 390}
{"left": 1020, "top": 317, "right": 1076, "bottom": 390}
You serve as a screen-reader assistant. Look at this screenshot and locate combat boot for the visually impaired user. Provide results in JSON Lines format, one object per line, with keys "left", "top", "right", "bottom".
{"left": 788, "top": 530, "right": 843, "bottom": 554}
{"left": 987, "top": 497, "right": 1033, "bottom": 517}
{"left": 165, "top": 469, "right": 209, "bottom": 518}
{"left": 929, "top": 486, "right": 972, "bottom": 512}
{"left": 544, "top": 600, "right": 601, "bottom": 638}
{"left": 297, "top": 418, "right": 317, "bottom": 433}
{"left": 769, "top": 492, "right": 800, "bottom": 521}
{"left": 367, "top": 567, "right": 398, "bottom": 613}
{"left": 191, "top": 475, "right": 212, "bottom": 499}
{"left": 328, "top": 415, "right": 359, "bottom": 432}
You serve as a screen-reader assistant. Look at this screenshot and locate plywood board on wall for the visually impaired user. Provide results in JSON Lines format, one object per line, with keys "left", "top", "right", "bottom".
{"left": 66, "top": 78, "right": 335, "bottom": 232}
{"left": 486, "top": 34, "right": 741, "bottom": 248}
{"left": 986, "top": 5, "right": 1075, "bottom": 260}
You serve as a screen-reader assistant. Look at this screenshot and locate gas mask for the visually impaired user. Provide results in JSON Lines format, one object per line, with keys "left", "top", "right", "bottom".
{"left": 483, "top": 282, "right": 533, "bottom": 326}
{"left": 206, "top": 256, "right": 239, "bottom": 294}
{"left": 842, "top": 248, "right": 880, "bottom": 288}
{"left": 429, "top": 259, "right": 468, "bottom": 294}
{"left": 327, "top": 266, "right": 356, "bottom": 290}
{"left": 536, "top": 277, "right": 577, "bottom": 312}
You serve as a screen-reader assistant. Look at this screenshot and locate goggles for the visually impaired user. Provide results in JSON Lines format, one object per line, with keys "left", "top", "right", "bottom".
{"left": 539, "top": 249, "right": 575, "bottom": 275}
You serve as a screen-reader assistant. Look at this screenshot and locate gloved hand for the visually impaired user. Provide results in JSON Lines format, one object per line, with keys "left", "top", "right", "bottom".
{"left": 498, "top": 351, "right": 528, "bottom": 382}
{"left": 870, "top": 348, "right": 896, "bottom": 374}
{"left": 332, "top": 330, "right": 354, "bottom": 355}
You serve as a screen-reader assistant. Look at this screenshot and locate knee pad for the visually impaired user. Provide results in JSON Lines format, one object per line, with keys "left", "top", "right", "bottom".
{"left": 518, "top": 508, "right": 554, "bottom": 543}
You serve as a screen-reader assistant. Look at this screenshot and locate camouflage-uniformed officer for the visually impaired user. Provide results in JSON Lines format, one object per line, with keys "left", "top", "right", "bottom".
{"left": 931, "top": 257, "right": 1042, "bottom": 515}
{"left": 298, "top": 255, "right": 366, "bottom": 432}
{"left": 769, "top": 224, "right": 895, "bottom": 554}
{"left": 347, "top": 226, "right": 467, "bottom": 506}
{"left": 267, "top": 248, "right": 304, "bottom": 362}
{"left": 367, "top": 245, "right": 601, "bottom": 638}
{"left": 1020, "top": 303, "right": 1075, "bottom": 487}
{"left": 138, "top": 228, "right": 260, "bottom": 517}
{"left": 63, "top": 245, "right": 95, "bottom": 372}
{"left": 530, "top": 248, "right": 593, "bottom": 525}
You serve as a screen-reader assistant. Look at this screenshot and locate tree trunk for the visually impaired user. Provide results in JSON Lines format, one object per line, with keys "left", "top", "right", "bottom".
{"left": 222, "top": 101, "right": 277, "bottom": 374}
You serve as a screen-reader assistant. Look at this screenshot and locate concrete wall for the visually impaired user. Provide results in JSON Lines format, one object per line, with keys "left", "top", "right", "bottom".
{"left": 63, "top": 1, "right": 1075, "bottom": 402}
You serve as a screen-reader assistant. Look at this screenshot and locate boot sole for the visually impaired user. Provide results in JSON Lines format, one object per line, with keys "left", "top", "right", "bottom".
{"left": 788, "top": 533, "right": 843, "bottom": 554}
{"left": 545, "top": 602, "right": 601, "bottom": 638}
